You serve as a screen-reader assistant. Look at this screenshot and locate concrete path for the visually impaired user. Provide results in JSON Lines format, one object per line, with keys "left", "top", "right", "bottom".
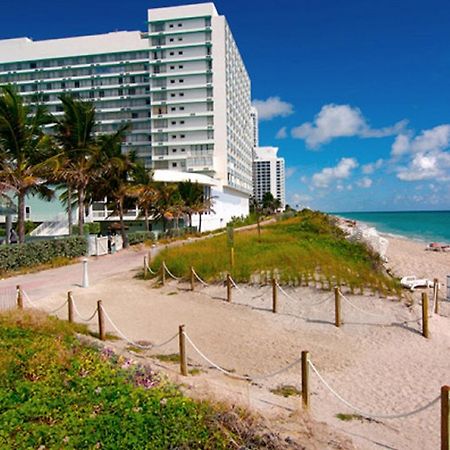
{"left": 0, "top": 246, "right": 150, "bottom": 303}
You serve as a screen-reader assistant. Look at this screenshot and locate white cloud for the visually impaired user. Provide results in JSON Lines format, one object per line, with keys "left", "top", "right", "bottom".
{"left": 252, "top": 97, "right": 294, "bottom": 121}
{"left": 356, "top": 177, "right": 373, "bottom": 188}
{"left": 285, "top": 167, "right": 296, "bottom": 178}
{"left": 312, "top": 157, "right": 358, "bottom": 188}
{"left": 291, "top": 193, "right": 313, "bottom": 205}
{"left": 291, "top": 104, "right": 406, "bottom": 148}
{"left": 276, "top": 126, "right": 288, "bottom": 139}
{"left": 397, "top": 151, "right": 450, "bottom": 181}
{"left": 393, "top": 125, "right": 450, "bottom": 182}
{"left": 362, "top": 159, "right": 383, "bottom": 174}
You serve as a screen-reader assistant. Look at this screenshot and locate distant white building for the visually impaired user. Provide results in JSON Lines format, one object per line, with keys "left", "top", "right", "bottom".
{"left": 253, "top": 146, "right": 285, "bottom": 209}
{"left": 0, "top": 2, "right": 254, "bottom": 231}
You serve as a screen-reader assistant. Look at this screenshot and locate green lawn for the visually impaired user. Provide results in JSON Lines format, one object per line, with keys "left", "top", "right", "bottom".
{"left": 0, "top": 310, "right": 286, "bottom": 449}
{"left": 150, "top": 210, "right": 399, "bottom": 295}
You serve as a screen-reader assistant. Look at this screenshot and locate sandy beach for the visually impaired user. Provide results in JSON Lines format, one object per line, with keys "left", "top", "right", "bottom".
{"left": 9, "top": 228, "right": 450, "bottom": 450}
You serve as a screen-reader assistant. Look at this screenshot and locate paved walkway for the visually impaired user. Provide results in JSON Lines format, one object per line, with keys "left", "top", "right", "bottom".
{"left": 0, "top": 246, "right": 150, "bottom": 302}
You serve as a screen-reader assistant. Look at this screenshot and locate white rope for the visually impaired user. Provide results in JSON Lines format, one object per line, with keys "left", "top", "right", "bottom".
{"left": 100, "top": 305, "right": 178, "bottom": 349}
{"left": 145, "top": 262, "right": 157, "bottom": 275}
{"left": 228, "top": 275, "right": 243, "bottom": 293}
{"left": 192, "top": 268, "right": 209, "bottom": 286}
{"left": 163, "top": 262, "right": 181, "bottom": 281}
{"left": 276, "top": 283, "right": 333, "bottom": 308}
{"left": 22, "top": 290, "right": 68, "bottom": 314}
{"left": 309, "top": 360, "right": 440, "bottom": 419}
{"left": 71, "top": 300, "right": 98, "bottom": 322}
{"left": 183, "top": 332, "right": 302, "bottom": 381}
{"left": 339, "top": 292, "right": 388, "bottom": 318}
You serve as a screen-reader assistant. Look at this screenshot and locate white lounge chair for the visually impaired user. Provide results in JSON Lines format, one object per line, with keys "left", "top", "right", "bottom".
{"left": 400, "top": 275, "right": 433, "bottom": 291}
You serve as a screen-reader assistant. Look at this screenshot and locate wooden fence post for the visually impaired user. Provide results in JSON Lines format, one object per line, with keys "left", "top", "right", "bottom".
{"left": 97, "top": 300, "right": 105, "bottom": 341}
{"left": 68, "top": 291, "right": 74, "bottom": 323}
{"left": 179, "top": 324, "right": 187, "bottom": 376}
{"left": 190, "top": 267, "right": 195, "bottom": 291}
{"left": 301, "top": 351, "right": 310, "bottom": 410}
{"left": 16, "top": 285, "right": 23, "bottom": 310}
{"left": 143, "top": 256, "right": 148, "bottom": 280}
{"left": 230, "top": 247, "right": 235, "bottom": 269}
{"left": 334, "top": 287, "right": 341, "bottom": 328}
{"left": 161, "top": 262, "right": 166, "bottom": 286}
{"left": 422, "top": 292, "right": 429, "bottom": 338}
{"left": 442, "top": 385, "right": 450, "bottom": 450}
{"left": 272, "top": 277, "right": 278, "bottom": 313}
{"left": 226, "top": 274, "right": 232, "bottom": 303}
{"left": 434, "top": 278, "right": 440, "bottom": 314}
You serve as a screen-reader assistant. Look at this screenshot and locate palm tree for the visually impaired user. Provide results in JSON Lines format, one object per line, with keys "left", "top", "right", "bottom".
{"left": 153, "top": 182, "right": 181, "bottom": 233}
{"left": 54, "top": 94, "right": 97, "bottom": 235}
{"left": 0, "top": 86, "right": 54, "bottom": 243}
{"left": 178, "top": 181, "right": 204, "bottom": 229}
{"left": 91, "top": 127, "right": 134, "bottom": 248}
{"left": 130, "top": 164, "right": 159, "bottom": 232}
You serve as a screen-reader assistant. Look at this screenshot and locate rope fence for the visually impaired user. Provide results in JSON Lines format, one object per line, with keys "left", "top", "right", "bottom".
{"left": 11, "top": 282, "right": 450, "bottom": 446}
{"left": 308, "top": 358, "right": 440, "bottom": 420}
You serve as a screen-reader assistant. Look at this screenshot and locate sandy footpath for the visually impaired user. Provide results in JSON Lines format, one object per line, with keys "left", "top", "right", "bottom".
{"left": 26, "top": 232, "right": 449, "bottom": 450}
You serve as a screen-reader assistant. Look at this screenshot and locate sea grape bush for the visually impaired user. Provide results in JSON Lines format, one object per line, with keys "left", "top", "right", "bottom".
{"left": 0, "top": 236, "right": 87, "bottom": 273}
{"left": 127, "top": 231, "right": 155, "bottom": 245}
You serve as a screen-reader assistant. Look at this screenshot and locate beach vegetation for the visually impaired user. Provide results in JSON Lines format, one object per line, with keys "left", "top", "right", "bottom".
{"left": 149, "top": 210, "right": 400, "bottom": 294}
{"left": 270, "top": 385, "right": 301, "bottom": 398}
{"left": 0, "top": 309, "right": 294, "bottom": 449}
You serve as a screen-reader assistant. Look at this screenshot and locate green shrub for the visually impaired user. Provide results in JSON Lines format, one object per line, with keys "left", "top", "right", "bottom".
{"left": 0, "top": 236, "right": 87, "bottom": 273}
{"left": 127, "top": 231, "right": 156, "bottom": 245}
{"left": 73, "top": 223, "right": 101, "bottom": 235}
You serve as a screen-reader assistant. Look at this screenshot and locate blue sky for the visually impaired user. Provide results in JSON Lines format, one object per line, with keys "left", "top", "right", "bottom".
{"left": 2, "top": 0, "right": 450, "bottom": 212}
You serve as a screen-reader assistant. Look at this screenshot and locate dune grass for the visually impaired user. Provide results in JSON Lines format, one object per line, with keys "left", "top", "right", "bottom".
{"left": 0, "top": 309, "right": 296, "bottom": 449}
{"left": 150, "top": 210, "right": 399, "bottom": 295}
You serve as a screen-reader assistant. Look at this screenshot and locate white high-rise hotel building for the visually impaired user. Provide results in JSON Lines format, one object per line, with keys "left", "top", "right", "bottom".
{"left": 253, "top": 147, "right": 286, "bottom": 209}
{"left": 0, "top": 3, "right": 253, "bottom": 230}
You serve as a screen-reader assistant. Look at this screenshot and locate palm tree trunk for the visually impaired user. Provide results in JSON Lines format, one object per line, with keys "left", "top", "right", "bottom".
{"left": 67, "top": 185, "right": 73, "bottom": 236}
{"left": 17, "top": 191, "right": 25, "bottom": 244}
{"left": 118, "top": 198, "right": 128, "bottom": 248}
{"left": 77, "top": 188, "right": 85, "bottom": 235}
{"left": 144, "top": 208, "right": 149, "bottom": 232}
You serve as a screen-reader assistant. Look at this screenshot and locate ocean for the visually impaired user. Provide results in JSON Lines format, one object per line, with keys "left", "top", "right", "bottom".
{"left": 334, "top": 211, "right": 450, "bottom": 243}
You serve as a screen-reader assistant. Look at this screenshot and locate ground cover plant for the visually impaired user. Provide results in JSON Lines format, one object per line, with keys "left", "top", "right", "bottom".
{"left": 0, "top": 310, "right": 296, "bottom": 449}
{"left": 149, "top": 210, "right": 399, "bottom": 294}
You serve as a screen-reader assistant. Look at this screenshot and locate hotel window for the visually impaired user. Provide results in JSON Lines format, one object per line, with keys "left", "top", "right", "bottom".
{"left": 179, "top": 79, "right": 184, "bottom": 83}
{"left": 169, "top": 38, "right": 174, "bottom": 42}
{"left": 171, "top": 107, "right": 176, "bottom": 111}
{"left": 180, "top": 134, "right": 185, "bottom": 138}
{"left": 171, "top": 121, "right": 176, "bottom": 125}
{"left": 178, "top": 51, "right": 183, "bottom": 55}
{"left": 180, "top": 120, "right": 185, "bottom": 124}
{"left": 170, "top": 52, "right": 174, "bottom": 56}
{"left": 178, "top": 37, "right": 183, "bottom": 41}
{"left": 170, "top": 80, "right": 175, "bottom": 84}
{"left": 178, "top": 65, "right": 183, "bottom": 69}
{"left": 178, "top": 23, "right": 182, "bottom": 27}
{"left": 170, "top": 93, "right": 176, "bottom": 97}
{"left": 180, "top": 106, "right": 185, "bottom": 110}
{"left": 172, "top": 162, "right": 177, "bottom": 167}
{"left": 179, "top": 93, "right": 184, "bottom": 97}
{"left": 169, "top": 24, "right": 174, "bottom": 28}
{"left": 170, "top": 65, "right": 175, "bottom": 69}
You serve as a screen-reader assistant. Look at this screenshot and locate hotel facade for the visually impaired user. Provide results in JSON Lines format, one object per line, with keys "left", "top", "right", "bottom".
{"left": 0, "top": 3, "right": 253, "bottom": 231}
{"left": 253, "top": 146, "right": 286, "bottom": 210}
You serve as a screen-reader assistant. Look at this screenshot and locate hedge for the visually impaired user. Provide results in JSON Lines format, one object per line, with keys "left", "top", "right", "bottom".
{"left": 0, "top": 236, "right": 87, "bottom": 273}
{"left": 127, "top": 231, "right": 156, "bottom": 246}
